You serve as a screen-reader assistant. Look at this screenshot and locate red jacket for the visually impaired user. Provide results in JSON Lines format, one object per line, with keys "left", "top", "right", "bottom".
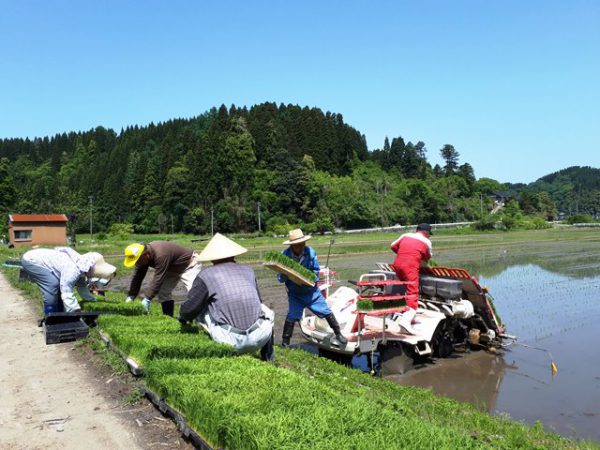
{"left": 390, "top": 232, "right": 432, "bottom": 269}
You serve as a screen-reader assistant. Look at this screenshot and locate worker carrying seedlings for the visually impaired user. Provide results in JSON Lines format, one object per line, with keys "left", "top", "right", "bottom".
{"left": 178, "top": 233, "right": 274, "bottom": 361}
{"left": 390, "top": 222, "right": 433, "bottom": 334}
{"left": 278, "top": 229, "right": 348, "bottom": 347}
{"left": 123, "top": 241, "right": 202, "bottom": 316}
{"left": 21, "top": 247, "right": 116, "bottom": 315}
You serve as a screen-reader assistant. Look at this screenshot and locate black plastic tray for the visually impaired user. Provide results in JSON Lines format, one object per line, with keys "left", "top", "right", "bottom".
{"left": 44, "top": 317, "right": 89, "bottom": 345}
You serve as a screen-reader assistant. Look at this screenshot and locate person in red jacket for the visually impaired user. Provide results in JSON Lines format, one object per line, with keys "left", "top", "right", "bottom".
{"left": 390, "top": 223, "right": 433, "bottom": 334}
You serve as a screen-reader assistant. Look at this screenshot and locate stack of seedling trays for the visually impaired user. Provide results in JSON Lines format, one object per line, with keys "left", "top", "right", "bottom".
{"left": 355, "top": 279, "right": 409, "bottom": 315}
{"left": 263, "top": 251, "right": 316, "bottom": 286}
{"left": 43, "top": 312, "right": 102, "bottom": 345}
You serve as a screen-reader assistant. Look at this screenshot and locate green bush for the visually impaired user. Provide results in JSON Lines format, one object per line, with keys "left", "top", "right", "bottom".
{"left": 520, "top": 216, "right": 552, "bottom": 230}
{"left": 95, "top": 231, "right": 108, "bottom": 241}
{"left": 566, "top": 214, "right": 595, "bottom": 224}
{"left": 265, "top": 216, "right": 291, "bottom": 236}
{"left": 108, "top": 223, "right": 135, "bottom": 239}
{"left": 471, "top": 215, "right": 496, "bottom": 231}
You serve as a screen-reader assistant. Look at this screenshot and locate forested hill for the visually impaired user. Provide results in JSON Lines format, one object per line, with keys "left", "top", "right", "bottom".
{"left": 538, "top": 166, "right": 600, "bottom": 190}
{"left": 0, "top": 103, "right": 595, "bottom": 234}
{"left": 513, "top": 166, "right": 600, "bottom": 216}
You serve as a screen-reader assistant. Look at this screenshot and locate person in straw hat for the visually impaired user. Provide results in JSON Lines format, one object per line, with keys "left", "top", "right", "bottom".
{"left": 123, "top": 241, "right": 202, "bottom": 316}
{"left": 179, "top": 233, "right": 274, "bottom": 361}
{"left": 278, "top": 228, "right": 348, "bottom": 348}
{"left": 20, "top": 247, "right": 116, "bottom": 314}
{"left": 390, "top": 222, "right": 433, "bottom": 334}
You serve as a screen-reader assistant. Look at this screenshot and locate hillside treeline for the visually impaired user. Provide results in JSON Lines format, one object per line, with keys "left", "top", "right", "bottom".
{"left": 0, "top": 103, "right": 597, "bottom": 234}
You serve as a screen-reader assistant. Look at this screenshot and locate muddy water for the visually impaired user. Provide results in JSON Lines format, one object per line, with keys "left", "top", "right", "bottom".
{"left": 109, "top": 238, "right": 600, "bottom": 442}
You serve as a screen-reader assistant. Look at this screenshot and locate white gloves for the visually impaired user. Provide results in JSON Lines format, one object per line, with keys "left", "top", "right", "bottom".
{"left": 61, "top": 292, "right": 81, "bottom": 313}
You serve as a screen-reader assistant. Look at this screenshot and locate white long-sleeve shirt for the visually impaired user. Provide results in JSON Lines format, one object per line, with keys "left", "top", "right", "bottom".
{"left": 21, "top": 248, "right": 96, "bottom": 302}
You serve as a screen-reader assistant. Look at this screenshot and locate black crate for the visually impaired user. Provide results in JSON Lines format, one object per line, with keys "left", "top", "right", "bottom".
{"left": 435, "top": 278, "right": 463, "bottom": 299}
{"left": 43, "top": 316, "right": 89, "bottom": 345}
{"left": 419, "top": 276, "right": 437, "bottom": 297}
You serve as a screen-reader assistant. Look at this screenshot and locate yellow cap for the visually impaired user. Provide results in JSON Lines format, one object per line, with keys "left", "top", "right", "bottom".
{"left": 124, "top": 243, "right": 145, "bottom": 268}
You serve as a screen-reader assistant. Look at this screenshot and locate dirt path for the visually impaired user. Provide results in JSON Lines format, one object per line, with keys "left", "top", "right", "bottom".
{"left": 0, "top": 272, "right": 191, "bottom": 450}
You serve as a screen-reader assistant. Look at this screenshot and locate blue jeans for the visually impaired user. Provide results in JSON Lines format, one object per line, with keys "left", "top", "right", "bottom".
{"left": 20, "top": 260, "right": 63, "bottom": 314}
{"left": 286, "top": 292, "right": 332, "bottom": 321}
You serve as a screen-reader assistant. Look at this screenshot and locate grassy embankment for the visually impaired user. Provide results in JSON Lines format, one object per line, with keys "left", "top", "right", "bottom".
{"left": 1, "top": 228, "right": 599, "bottom": 449}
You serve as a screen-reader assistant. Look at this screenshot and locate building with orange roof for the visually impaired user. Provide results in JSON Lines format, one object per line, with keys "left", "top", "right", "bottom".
{"left": 8, "top": 214, "right": 68, "bottom": 247}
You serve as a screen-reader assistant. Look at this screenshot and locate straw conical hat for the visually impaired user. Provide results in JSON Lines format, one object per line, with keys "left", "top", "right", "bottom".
{"left": 198, "top": 233, "right": 248, "bottom": 262}
{"left": 283, "top": 228, "right": 312, "bottom": 245}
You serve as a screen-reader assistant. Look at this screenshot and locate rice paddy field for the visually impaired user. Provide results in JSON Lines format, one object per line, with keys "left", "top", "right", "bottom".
{"left": 2, "top": 226, "right": 599, "bottom": 448}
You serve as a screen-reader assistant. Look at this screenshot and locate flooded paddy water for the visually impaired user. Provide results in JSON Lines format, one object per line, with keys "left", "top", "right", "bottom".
{"left": 319, "top": 239, "right": 600, "bottom": 443}
{"left": 111, "top": 235, "right": 600, "bottom": 442}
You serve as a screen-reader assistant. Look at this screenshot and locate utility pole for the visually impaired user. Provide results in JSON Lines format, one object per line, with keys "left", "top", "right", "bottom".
{"left": 257, "top": 201, "right": 262, "bottom": 232}
{"left": 210, "top": 206, "right": 214, "bottom": 236}
{"left": 88, "top": 195, "right": 93, "bottom": 242}
{"left": 480, "top": 193, "right": 483, "bottom": 217}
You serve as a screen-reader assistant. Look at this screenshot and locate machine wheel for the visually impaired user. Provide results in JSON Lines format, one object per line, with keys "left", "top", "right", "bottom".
{"left": 431, "top": 320, "right": 454, "bottom": 358}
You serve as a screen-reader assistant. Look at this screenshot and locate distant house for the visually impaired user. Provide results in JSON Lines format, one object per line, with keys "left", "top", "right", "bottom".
{"left": 8, "top": 214, "right": 69, "bottom": 247}
{"left": 490, "top": 191, "right": 511, "bottom": 206}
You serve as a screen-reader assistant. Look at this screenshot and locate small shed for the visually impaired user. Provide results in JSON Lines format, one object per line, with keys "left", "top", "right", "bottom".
{"left": 8, "top": 214, "right": 69, "bottom": 247}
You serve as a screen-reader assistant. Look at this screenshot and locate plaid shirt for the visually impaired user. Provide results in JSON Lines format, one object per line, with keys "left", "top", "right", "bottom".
{"left": 180, "top": 262, "right": 262, "bottom": 330}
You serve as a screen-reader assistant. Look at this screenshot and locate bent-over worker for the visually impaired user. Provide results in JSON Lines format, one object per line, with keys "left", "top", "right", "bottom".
{"left": 178, "top": 233, "right": 274, "bottom": 361}
{"left": 390, "top": 222, "right": 433, "bottom": 334}
{"left": 278, "top": 228, "right": 348, "bottom": 347}
{"left": 21, "top": 247, "right": 116, "bottom": 314}
{"left": 124, "top": 241, "right": 202, "bottom": 316}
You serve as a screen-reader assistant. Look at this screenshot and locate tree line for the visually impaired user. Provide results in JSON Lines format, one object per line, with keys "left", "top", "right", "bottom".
{"left": 0, "top": 102, "right": 597, "bottom": 235}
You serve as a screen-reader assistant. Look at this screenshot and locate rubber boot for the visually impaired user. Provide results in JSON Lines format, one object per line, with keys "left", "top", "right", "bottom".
{"left": 281, "top": 320, "right": 295, "bottom": 347}
{"left": 260, "top": 333, "right": 275, "bottom": 362}
{"left": 161, "top": 300, "right": 175, "bottom": 317}
{"left": 325, "top": 314, "right": 348, "bottom": 346}
{"left": 398, "top": 308, "right": 417, "bottom": 335}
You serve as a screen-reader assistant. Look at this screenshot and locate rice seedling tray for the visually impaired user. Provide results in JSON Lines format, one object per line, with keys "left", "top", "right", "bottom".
{"left": 98, "top": 330, "right": 144, "bottom": 376}
{"left": 263, "top": 261, "right": 315, "bottom": 286}
{"left": 139, "top": 384, "right": 214, "bottom": 450}
{"left": 263, "top": 251, "right": 316, "bottom": 287}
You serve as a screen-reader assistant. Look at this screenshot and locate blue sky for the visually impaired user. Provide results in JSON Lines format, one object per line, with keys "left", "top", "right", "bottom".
{"left": 1, "top": 1, "right": 598, "bottom": 184}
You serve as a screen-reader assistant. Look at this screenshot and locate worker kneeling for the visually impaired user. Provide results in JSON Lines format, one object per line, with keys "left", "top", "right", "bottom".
{"left": 179, "top": 233, "right": 274, "bottom": 362}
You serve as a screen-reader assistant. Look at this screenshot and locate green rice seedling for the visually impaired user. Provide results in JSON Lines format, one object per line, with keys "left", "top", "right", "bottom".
{"left": 263, "top": 251, "right": 316, "bottom": 282}
{"left": 98, "top": 314, "right": 176, "bottom": 329}
{"left": 144, "top": 357, "right": 485, "bottom": 450}
{"left": 103, "top": 332, "right": 235, "bottom": 366}
{"left": 272, "top": 348, "right": 588, "bottom": 450}
{"left": 356, "top": 298, "right": 406, "bottom": 312}
{"left": 98, "top": 314, "right": 198, "bottom": 334}
{"left": 81, "top": 300, "right": 146, "bottom": 315}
